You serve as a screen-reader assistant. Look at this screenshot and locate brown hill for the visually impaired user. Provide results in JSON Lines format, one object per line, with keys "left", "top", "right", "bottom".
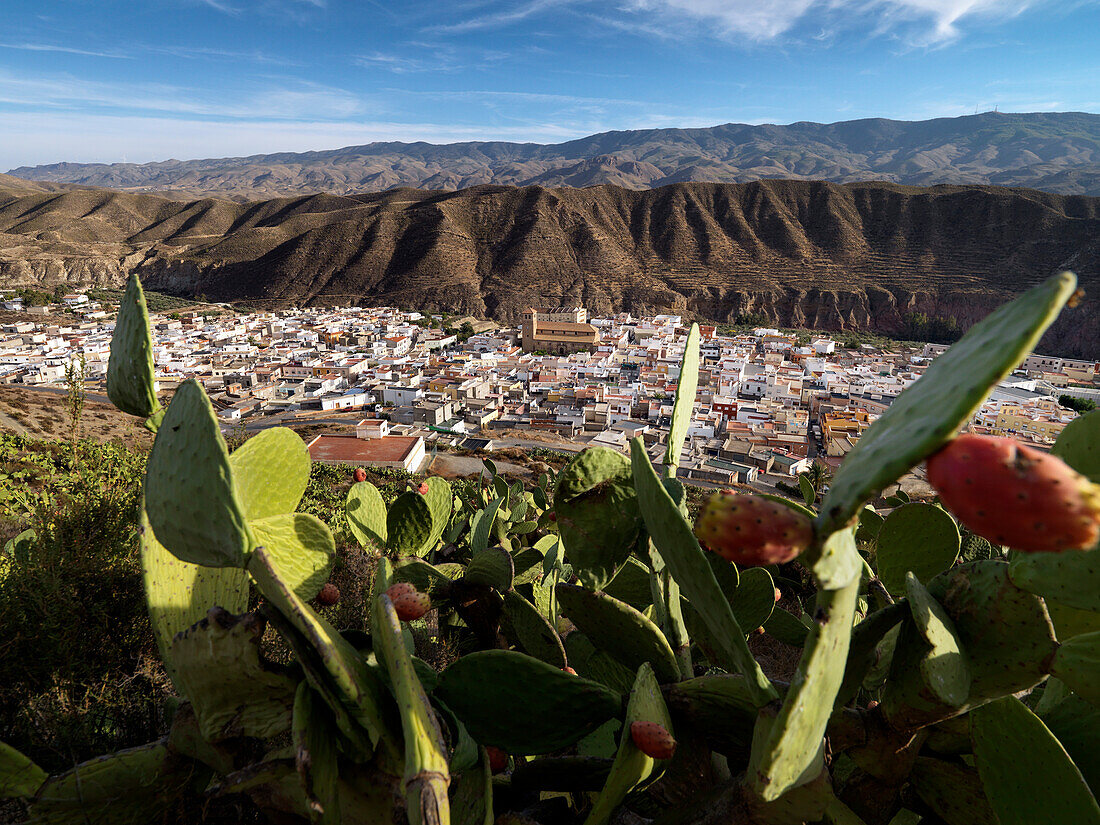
{"left": 9, "top": 112, "right": 1100, "bottom": 201}
{"left": 2, "top": 179, "right": 1099, "bottom": 356}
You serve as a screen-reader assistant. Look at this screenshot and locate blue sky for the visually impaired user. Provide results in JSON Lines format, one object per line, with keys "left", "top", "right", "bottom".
{"left": 2, "top": 0, "right": 1099, "bottom": 170}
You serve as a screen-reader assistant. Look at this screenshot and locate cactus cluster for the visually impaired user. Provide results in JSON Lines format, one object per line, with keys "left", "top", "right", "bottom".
{"left": 2, "top": 271, "right": 1099, "bottom": 825}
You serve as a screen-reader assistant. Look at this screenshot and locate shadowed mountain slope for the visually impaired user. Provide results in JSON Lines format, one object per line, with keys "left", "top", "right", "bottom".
{"left": 2, "top": 179, "right": 1098, "bottom": 356}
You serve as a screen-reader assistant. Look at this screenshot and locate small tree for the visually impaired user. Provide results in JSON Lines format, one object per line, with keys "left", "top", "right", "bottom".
{"left": 1059, "top": 393, "right": 1096, "bottom": 413}
{"left": 64, "top": 351, "right": 87, "bottom": 448}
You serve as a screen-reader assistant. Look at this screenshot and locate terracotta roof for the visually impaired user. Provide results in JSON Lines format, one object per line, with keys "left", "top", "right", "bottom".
{"left": 308, "top": 435, "right": 419, "bottom": 463}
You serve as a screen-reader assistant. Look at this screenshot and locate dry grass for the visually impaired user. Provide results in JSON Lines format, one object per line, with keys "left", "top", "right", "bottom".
{"left": 0, "top": 386, "right": 152, "bottom": 448}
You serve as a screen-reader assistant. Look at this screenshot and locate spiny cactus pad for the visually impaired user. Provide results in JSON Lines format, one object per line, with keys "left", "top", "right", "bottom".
{"left": 145, "top": 379, "right": 253, "bottom": 567}
{"left": 292, "top": 681, "right": 340, "bottom": 823}
{"left": 435, "top": 650, "right": 621, "bottom": 754}
{"left": 905, "top": 572, "right": 971, "bottom": 707}
{"left": 972, "top": 696, "right": 1100, "bottom": 825}
{"left": 909, "top": 757, "right": 998, "bottom": 825}
{"left": 1052, "top": 407, "right": 1100, "bottom": 483}
{"left": 0, "top": 741, "right": 46, "bottom": 800}
{"left": 556, "top": 584, "right": 680, "bottom": 685}
{"left": 1009, "top": 545, "right": 1100, "bottom": 612}
{"left": 249, "top": 512, "right": 334, "bottom": 602}
{"left": 417, "top": 476, "right": 453, "bottom": 556}
{"left": 386, "top": 491, "right": 435, "bottom": 557}
{"left": 464, "top": 546, "right": 514, "bottom": 592}
{"left": 875, "top": 503, "right": 961, "bottom": 596}
{"left": 171, "top": 608, "right": 297, "bottom": 742}
{"left": 819, "top": 271, "right": 1078, "bottom": 533}
{"left": 665, "top": 322, "right": 700, "bottom": 471}
{"left": 228, "top": 426, "right": 310, "bottom": 521}
{"left": 502, "top": 591, "right": 567, "bottom": 668}
{"left": 346, "top": 481, "right": 388, "bottom": 549}
{"left": 1049, "top": 630, "right": 1100, "bottom": 707}
{"left": 106, "top": 273, "right": 160, "bottom": 421}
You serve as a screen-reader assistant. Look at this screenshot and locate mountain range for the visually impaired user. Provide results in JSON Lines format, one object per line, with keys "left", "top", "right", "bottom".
{"left": 2, "top": 177, "right": 1098, "bottom": 356}
{"left": 8, "top": 112, "right": 1100, "bottom": 201}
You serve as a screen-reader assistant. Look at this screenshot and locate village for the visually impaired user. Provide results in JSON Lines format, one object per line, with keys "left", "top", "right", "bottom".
{"left": 1, "top": 292, "right": 1097, "bottom": 494}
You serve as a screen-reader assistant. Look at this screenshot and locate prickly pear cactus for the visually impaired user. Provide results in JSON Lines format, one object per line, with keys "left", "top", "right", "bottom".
{"left": 106, "top": 273, "right": 161, "bottom": 424}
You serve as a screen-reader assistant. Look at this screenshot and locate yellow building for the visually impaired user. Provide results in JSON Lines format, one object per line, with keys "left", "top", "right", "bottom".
{"left": 521, "top": 308, "right": 598, "bottom": 354}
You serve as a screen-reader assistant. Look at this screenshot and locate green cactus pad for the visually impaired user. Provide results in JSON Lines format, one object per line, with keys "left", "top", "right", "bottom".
{"left": 665, "top": 675, "right": 762, "bottom": 754}
{"left": 464, "top": 546, "right": 514, "bottom": 591}
{"left": 750, "top": 575, "right": 860, "bottom": 801}
{"left": 799, "top": 474, "right": 817, "bottom": 507}
{"left": 418, "top": 477, "right": 453, "bottom": 556}
{"left": 876, "top": 504, "right": 961, "bottom": 596}
{"left": 584, "top": 663, "right": 674, "bottom": 825}
{"left": 836, "top": 602, "right": 907, "bottom": 707}
{"left": 372, "top": 563, "right": 450, "bottom": 825}
{"left": 1050, "top": 630, "right": 1100, "bottom": 707}
{"left": 602, "top": 557, "right": 654, "bottom": 611}
{"left": 1041, "top": 694, "right": 1100, "bottom": 795}
{"left": 510, "top": 547, "right": 545, "bottom": 587}
{"left": 144, "top": 379, "right": 253, "bottom": 567}
{"left": 346, "top": 481, "right": 388, "bottom": 549}
{"left": 972, "top": 696, "right": 1100, "bottom": 825}
{"left": 106, "top": 274, "right": 160, "bottom": 420}
{"left": 292, "top": 682, "right": 340, "bottom": 824}
{"left": 856, "top": 506, "right": 885, "bottom": 544}
{"left": 905, "top": 573, "right": 971, "bottom": 707}
{"left": 1052, "top": 407, "right": 1100, "bottom": 483}
{"left": 28, "top": 741, "right": 197, "bottom": 825}
{"left": 502, "top": 591, "right": 567, "bottom": 668}
{"left": 450, "top": 746, "right": 493, "bottom": 825}
{"left": 249, "top": 546, "right": 399, "bottom": 757}
{"left": 1046, "top": 598, "right": 1100, "bottom": 640}
{"left": 171, "top": 608, "right": 297, "bottom": 741}
{"left": 0, "top": 741, "right": 46, "bottom": 799}
{"left": 140, "top": 507, "right": 249, "bottom": 691}
{"left": 248, "top": 512, "right": 334, "bottom": 602}
{"left": 803, "top": 519, "right": 862, "bottom": 592}
{"left": 1009, "top": 546, "right": 1100, "bottom": 612}
{"left": 819, "top": 272, "right": 1078, "bottom": 533}
{"left": 730, "top": 567, "right": 779, "bottom": 632}
{"left": 665, "top": 323, "right": 700, "bottom": 471}
{"left": 228, "top": 427, "right": 310, "bottom": 520}
{"left": 391, "top": 557, "right": 454, "bottom": 597}
{"left": 470, "top": 498, "right": 502, "bottom": 556}
{"left": 554, "top": 447, "right": 642, "bottom": 590}
{"left": 762, "top": 607, "right": 810, "bottom": 647}
{"left": 435, "top": 650, "right": 621, "bottom": 754}
{"left": 910, "top": 757, "right": 998, "bottom": 825}
{"left": 387, "top": 491, "right": 435, "bottom": 557}
{"left": 885, "top": 560, "right": 1057, "bottom": 729}
{"left": 565, "top": 633, "right": 638, "bottom": 695}
{"left": 556, "top": 584, "right": 680, "bottom": 684}
{"left": 631, "top": 438, "right": 777, "bottom": 705}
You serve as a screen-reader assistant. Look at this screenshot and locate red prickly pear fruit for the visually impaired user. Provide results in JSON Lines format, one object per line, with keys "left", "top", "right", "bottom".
{"left": 486, "top": 746, "right": 508, "bottom": 773}
{"left": 562, "top": 666, "right": 577, "bottom": 675}
{"left": 417, "top": 481, "right": 429, "bottom": 495}
{"left": 317, "top": 583, "right": 340, "bottom": 606}
{"left": 385, "top": 582, "right": 431, "bottom": 621}
{"left": 693, "top": 493, "right": 813, "bottom": 566}
{"left": 353, "top": 467, "right": 367, "bottom": 483}
{"left": 548, "top": 511, "right": 557, "bottom": 522}
{"left": 630, "top": 721, "right": 676, "bottom": 760}
{"left": 927, "top": 433, "right": 1100, "bottom": 553}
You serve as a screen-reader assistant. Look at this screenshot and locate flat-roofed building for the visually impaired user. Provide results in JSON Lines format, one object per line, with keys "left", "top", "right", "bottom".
{"left": 521, "top": 307, "right": 598, "bottom": 355}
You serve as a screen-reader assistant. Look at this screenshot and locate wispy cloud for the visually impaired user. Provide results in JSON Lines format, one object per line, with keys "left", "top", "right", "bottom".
{"left": 195, "top": 0, "right": 241, "bottom": 15}
{"left": 0, "top": 42, "right": 132, "bottom": 59}
{"left": 426, "top": 0, "right": 580, "bottom": 33}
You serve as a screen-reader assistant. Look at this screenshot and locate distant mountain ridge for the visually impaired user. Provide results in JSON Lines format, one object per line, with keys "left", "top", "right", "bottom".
{"left": 9, "top": 112, "right": 1100, "bottom": 201}
{"left": 2, "top": 178, "right": 1098, "bottom": 356}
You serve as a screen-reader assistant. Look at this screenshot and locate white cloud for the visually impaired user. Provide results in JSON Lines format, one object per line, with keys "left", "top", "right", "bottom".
{"left": 0, "top": 43, "right": 132, "bottom": 59}
{"left": 621, "top": 0, "right": 1041, "bottom": 43}
{"left": 427, "top": 0, "right": 579, "bottom": 33}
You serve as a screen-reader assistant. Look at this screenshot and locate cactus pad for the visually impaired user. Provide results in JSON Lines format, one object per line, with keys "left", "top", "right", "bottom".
{"left": 145, "top": 379, "right": 253, "bottom": 567}
{"left": 1052, "top": 407, "right": 1100, "bottom": 483}
{"left": 292, "top": 682, "right": 340, "bottom": 824}
{"left": 819, "top": 272, "right": 1078, "bottom": 532}
{"left": 910, "top": 757, "right": 998, "bottom": 825}
{"left": 418, "top": 476, "right": 453, "bottom": 556}
{"left": 631, "top": 438, "right": 776, "bottom": 705}
{"left": 750, "top": 575, "right": 860, "bottom": 800}
{"left": 249, "top": 513, "right": 334, "bottom": 601}
{"left": 435, "top": 650, "right": 621, "bottom": 754}
{"left": 106, "top": 274, "right": 160, "bottom": 420}
{"left": 171, "top": 607, "right": 297, "bottom": 741}
{"left": 876, "top": 504, "right": 961, "bottom": 597}
{"left": 556, "top": 583, "right": 680, "bottom": 684}
{"left": 1049, "top": 630, "right": 1100, "bottom": 707}
{"left": 0, "top": 741, "right": 46, "bottom": 799}
{"left": 502, "top": 591, "right": 567, "bottom": 668}
{"left": 464, "top": 546, "right": 514, "bottom": 591}
{"left": 665, "top": 675, "right": 761, "bottom": 754}
{"left": 1009, "top": 546, "right": 1100, "bottom": 612}
{"left": 972, "top": 696, "right": 1100, "bottom": 825}
{"left": 554, "top": 447, "right": 642, "bottom": 590}
{"left": 584, "top": 663, "right": 674, "bottom": 825}
{"left": 665, "top": 323, "right": 700, "bottom": 471}
{"left": 346, "top": 481, "right": 388, "bottom": 549}
{"left": 565, "top": 632, "right": 638, "bottom": 695}
{"left": 905, "top": 572, "right": 971, "bottom": 707}
{"left": 387, "top": 491, "right": 435, "bottom": 557}
{"left": 228, "top": 427, "right": 310, "bottom": 520}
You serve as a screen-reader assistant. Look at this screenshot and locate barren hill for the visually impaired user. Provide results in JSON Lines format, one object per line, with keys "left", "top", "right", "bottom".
{"left": 9, "top": 112, "right": 1100, "bottom": 201}
{"left": 2, "top": 179, "right": 1098, "bottom": 356}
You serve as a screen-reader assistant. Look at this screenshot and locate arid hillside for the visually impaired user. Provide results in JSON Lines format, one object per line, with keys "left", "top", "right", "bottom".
{"left": 9, "top": 112, "right": 1100, "bottom": 201}
{"left": 2, "top": 179, "right": 1098, "bottom": 355}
